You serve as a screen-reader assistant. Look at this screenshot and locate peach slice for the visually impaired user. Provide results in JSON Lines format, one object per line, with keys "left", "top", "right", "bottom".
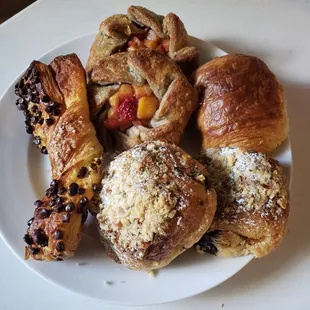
{"left": 144, "top": 39, "right": 158, "bottom": 49}
{"left": 146, "top": 29, "right": 161, "bottom": 42}
{"left": 107, "top": 107, "right": 119, "bottom": 119}
{"left": 133, "top": 85, "right": 153, "bottom": 99}
{"left": 137, "top": 95, "right": 159, "bottom": 120}
{"left": 109, "top": 92, "right": 120, "bottom": 107}
{"left": 162, "top": 39, "right": 170, "bottom": 53}
{"left": 118, "top": 84, "right": 134, "bottom": 101}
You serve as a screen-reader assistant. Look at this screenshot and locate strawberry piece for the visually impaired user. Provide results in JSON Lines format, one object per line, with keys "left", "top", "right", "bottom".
{"left": 117, "top": 97, "right": 138, "bottom": 121}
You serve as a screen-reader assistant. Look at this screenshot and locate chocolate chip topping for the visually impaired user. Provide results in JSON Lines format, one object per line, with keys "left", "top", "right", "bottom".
{"left": 53, "top": 230, "right": 63, "bottom": 240}
{"left": 33, "top": 229, "right": 48, "bottom": 246}
{"left": 90, "top": 163, "right": 97, "bottom": 171}
{"left": 23, "top": 234, "right": 33, "bottom": 245}
{"left": 46, "top": 186, "right": 57, "bottom": 197}
{"left": 54, "top": 204, "right": 64, "bottom": 213}
{"left": 31, "top": 105, "right": 38, "bottom": 113}
{"left": 33, "top": 136, "right": 41, "bottom": 145}
{"left": 31, "top": 248, "right": 40, "bottom": 255}
{"left": 56, "top": 242, "right": 65, "bottom": 252}
{"left": 25, "top": 122, "right": 33, "bottom": 134}
{"left": 65, "top": 202, "right": 75, "bottom": 212}
{"left": 92, "top": 183, "right": 102, "bottom": 192}
{"left": 45, "top": 106, "right": 53, "bottom": 114}
{"left": 45, "top": 118, "right": 54, "bottom": 126}
{"left": 79, "top": 197, "right": 89, "bottom": 206}
{"left": 41, "top": 146, "right": 48, "bottom": 154}
{"left": 38, "top": 208, "right": 51, "bottom": 219}
{"left": 62, "top": 213, "right": 70, "bottom": 223}
{"left": 34, "top": 200, "right": 43, "bottom": 208}
{"left": 27, "top": 217, "right": 34, "bottom": 226}
{"left": 68, "top": 183, "right": 79, "bottom": 196}
{"left": 42, "top": 95, "right": 50, "bottom": 102}
{"left": 57, "top": 186, "right": 67, "bottom": 195}
{"left": 77, "top": 166, "right": 88, "bottom": 179}
{"left": 50, "top": 180, "right": 58, "bottom": 188}
{"left": 78, "top": 187, "right": 85, "bottom": 195}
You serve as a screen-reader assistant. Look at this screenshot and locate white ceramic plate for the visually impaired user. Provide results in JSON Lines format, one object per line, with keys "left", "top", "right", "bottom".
{"left": 0, "top": 34, "right": 292, "bottom": 306}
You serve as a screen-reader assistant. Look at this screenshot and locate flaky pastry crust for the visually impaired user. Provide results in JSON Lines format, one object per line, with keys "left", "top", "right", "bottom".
{"left": 90, "top": 49, "right": 198, "bottom": 152}
{"left": 15, "top": 54, "right": 104, "bottom": 260}
{"left": 197, "top": 147, "right": 289, "bottom": 258}
{"left": 191, "top": 54, "right": 289, "bottom": 153}
{"left": 97, "top": 141, "right": 217, "bottom": 270}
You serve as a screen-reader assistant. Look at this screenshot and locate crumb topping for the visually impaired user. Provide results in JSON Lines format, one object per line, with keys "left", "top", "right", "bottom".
{"left": 97, "top": 141, "right": 205, "bottom": 258}
{"left": 201, "top": 147, "right": 288, "bottom": 223}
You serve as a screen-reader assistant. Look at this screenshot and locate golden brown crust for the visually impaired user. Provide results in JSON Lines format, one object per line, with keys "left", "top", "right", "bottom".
{"left": 97, "top": 141, "right": 217, "bottom": 270}
{"left": 16, "top": 54, "right": 103, "bottom": 261}
{"left": 86, "top": 6, "right": 199, "bottom": 77}
{"left": 191, "top": 54, "right": 289, "bottom": 153}
{"left": 127, "top": 6, "right": 165, "bottom": 37}
{"left": 91, "top": 53, "right": 145, "bottom": 86}
{"left": 197, "top": 147, "right": 290, "bottom": 258}
{"left": 89, "top": 49, "right": 198, "bottom": 151}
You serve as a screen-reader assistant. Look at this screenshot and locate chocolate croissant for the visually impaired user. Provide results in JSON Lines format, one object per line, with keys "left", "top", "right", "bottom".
{"left": 191, "top": 54, "right": 289, "bottom": 153}
{"left": 197, "top": 147, "right": 289, "bottom": 257}
{"left": 15, "top": 54, "right": 104, "bottom": 260}
{"left": 89, "top": 49, "right": 198, "bottom": 152}
{"left": 86, "top": 5, "right": 199, "bottom": 78}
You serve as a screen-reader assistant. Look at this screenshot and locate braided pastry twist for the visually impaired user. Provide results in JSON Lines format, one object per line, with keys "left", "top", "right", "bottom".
{"left": 15, "top": 54, "right": 104, "bottom": 260}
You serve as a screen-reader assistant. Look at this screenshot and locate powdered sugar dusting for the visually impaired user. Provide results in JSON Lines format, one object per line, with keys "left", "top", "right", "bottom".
{"left": 202, "top": 147, "right": 289, "bottom": 223}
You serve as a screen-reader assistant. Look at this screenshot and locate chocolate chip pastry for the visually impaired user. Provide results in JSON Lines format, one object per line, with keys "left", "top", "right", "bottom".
{"left": 89, "top": 49, "right": 198, "bottom": 152}
{"left": 15, "top": 54, "right": 104, "bottom": 260}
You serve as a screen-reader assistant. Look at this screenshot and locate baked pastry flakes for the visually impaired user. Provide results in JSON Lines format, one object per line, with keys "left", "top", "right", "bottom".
{"left": 97, "top": 141, "right": 217, "bottom": 270}
{"left": 86, "top": 5, "right": 199, "bottom": 77}
{"left": 197, "top": 147, "right": 289, "bottom": 257}
{"left": 15, "top": 54, "right": 104, "bottom": 260}
{"left": 191, "top": 54, "right": 289, "bottom": 153}
{"left": 89, "top": 49, "right": 198, "bottom": 151}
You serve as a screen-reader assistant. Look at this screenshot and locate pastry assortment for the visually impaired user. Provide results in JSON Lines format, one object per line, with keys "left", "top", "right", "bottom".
{"left": 14, "top": 6, "right": 290, "bottom": 270}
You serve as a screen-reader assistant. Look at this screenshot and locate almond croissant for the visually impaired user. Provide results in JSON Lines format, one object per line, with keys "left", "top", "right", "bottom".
{"left": 15, "top": 54, "right": 104, "bottom": 260}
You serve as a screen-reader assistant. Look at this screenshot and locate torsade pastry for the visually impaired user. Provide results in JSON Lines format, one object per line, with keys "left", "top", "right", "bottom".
{"left": 97, "top": 141, "right": 217, "bottom": 271}
{"left": 197, "top": 147, "right": 289, "bottom": 258}
{"left": 191, "top": 54, "right": 289, "bottom": 153}
{"left": 89, "top": 49, "right": 198, "bottom": 151}
{"left": 15, "top": 54, "right": 104, "bottom": 260}
{"left": 86, "top": 5, "right": 199, "bottom": 78}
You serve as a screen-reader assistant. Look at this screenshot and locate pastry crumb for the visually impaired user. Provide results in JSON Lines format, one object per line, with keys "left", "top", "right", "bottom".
{"left": 221, "top": 303, "right": 224, "bottom": 308}
{"left": 103, "top": 281, "right": 113, "bottom": 286}
{"left": 148, "top": 270, "right": 156, "bottom": 277}
{"left": 75, "top": 262, "right": 86, "bottom": 266}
